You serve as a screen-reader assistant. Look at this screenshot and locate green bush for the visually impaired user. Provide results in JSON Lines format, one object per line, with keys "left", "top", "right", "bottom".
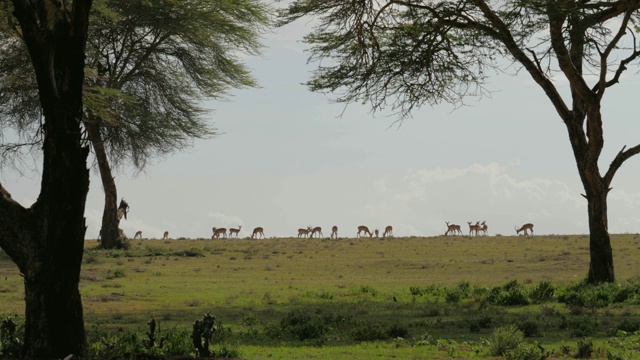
{"left": 489, "top": 325, "right": 524, "bottom": 356}
{"left": 576, "top": 338, "right": 593, "bottom": 358}
{"left": 278, "top": 309, "right": 328, "bottom": 341}
{"left": 529, "top": 280, "right": 555, "bottom": 303}
{"left": 486, "top": 280, "right": 530, "bottom": 306}
{"left": 517, "top": 320, "right": 542, "bottom": 338}
{"left": 351, "top": 321, "right": 387, "bottom": 341}
{"left": 506, "top": 342, "right": 549, "bottom": 360}
{"left": 0, "top": 317, "right": 23, "bottom": 359}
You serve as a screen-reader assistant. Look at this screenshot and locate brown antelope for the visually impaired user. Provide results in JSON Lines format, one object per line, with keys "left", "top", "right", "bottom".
{"left": 445, "top": 222, "right": 462, "bottom": 236}
{"left": 211, "top": 227, "right": 227, "bottom": 239}
{"left": 383, "top": 225, "right": 393, "bottom": 238}
{"left": 134, "top": 231, "right": 142, "bottom": 239}
{"left": 330, "top": 225, "right": 338, "bottom": 239}
{"left": 251, "top": 227, "right": 265, "bottom": 239}
{"left": 479, "top": 221, "right": 488, "bottom": 236}
{"left": 357, "top": 225, "right": 373, "bottom": 238}
{"left": 229, "top": 225, "right": 242, "bottom": 238}
{"left": 310, "top": 226, "right": 323, "bottom": 238}
{"left": 467, "top": 221, "right": 481, "bottom": 236}
{"left": 298, "top": 226, "right": 312, "bottom": 238}
{"left": 162, "top": 231, "right": 169, "bottom": 240}
{"left": 374, "top": 228, "right": 379, "bottom": 238}
{"left": 516, "top": 223, "right": 534, "bottom": 236}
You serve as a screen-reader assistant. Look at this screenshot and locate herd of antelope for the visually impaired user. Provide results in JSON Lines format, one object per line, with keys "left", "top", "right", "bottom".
{"left": 130, "top": 222, "right": 535, "bottom": 240}
{"left": 129, "top": 225, "right": 394, "bottom": 240}
{"left": 444, "top": 221, "right": 535, "bottom": 236}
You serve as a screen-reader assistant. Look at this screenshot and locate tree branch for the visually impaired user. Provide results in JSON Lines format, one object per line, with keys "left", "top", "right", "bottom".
{"left": 0, "top": 180, "right": 28, "bottom": 268}
{"left": 603, "top": 144, "right": 640, "bottom": 187}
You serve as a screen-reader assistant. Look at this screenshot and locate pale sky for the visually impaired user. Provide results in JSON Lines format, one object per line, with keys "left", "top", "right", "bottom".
{"left": 3, "top": 18, "right": 640, "bottom": 240}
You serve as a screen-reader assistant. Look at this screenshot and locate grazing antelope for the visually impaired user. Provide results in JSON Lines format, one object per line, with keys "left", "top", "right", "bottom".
{"left": 516, "top": 223, "right": 534, "bottom": 236}
{"left": 298, "top": 226, "right": 312, "bottom": 238}
{"left": 162, "top": 231, "right": 169, "bottom": 240}
{"left": 357, "top": 225, "right": 373, "bottom": 238}
{"left": 310, "top": 226, "right": 323, "bottom": 238}
{"left": 383, "top": 225, "right": 393, "bottom": 238}
{"left": 468, "top": 221, "right": 481, "bottom": 236}
{"left": 251, "top": 227, "right": 265, "bottom": 239}
{"left": 445, "top": 222, "right": 462, "bottom": 236}
{"left": 211, "top": 227, "right": 227, "bottom": 239}
{"left": 229, "top": 225, "right": 242, "bottom": 238}
{"left": 330, "top": 225, "right": 338, "bottom": 239}
{"left": 134, "top": 231, "right": 142, "bottom": 239}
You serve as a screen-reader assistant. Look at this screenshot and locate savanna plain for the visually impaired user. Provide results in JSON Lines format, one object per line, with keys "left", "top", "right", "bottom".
{"left": 2, "top": 234, "right": 640, "bottom": 359}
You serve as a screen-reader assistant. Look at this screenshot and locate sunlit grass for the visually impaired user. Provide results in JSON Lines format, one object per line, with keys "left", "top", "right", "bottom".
{"left": 1, "top": 233, "right": 640, "bottom": 358}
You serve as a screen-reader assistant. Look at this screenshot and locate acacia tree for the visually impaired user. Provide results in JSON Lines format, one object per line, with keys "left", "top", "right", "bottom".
{"left": 0, "top": 0, "right": 91, "bottom": 357}
{"left": 280, "top": 0, "right": 640, "bottom": 283}
{"left": 2, "top": 0, "right": 270, "bottom": 249}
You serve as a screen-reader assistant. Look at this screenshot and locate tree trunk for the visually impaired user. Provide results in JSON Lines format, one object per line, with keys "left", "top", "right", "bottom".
{"left": 585, "top": 186, "right": 615, "bottom": 283}
{"left": 86, "top": 122, "right": 123, "bottom": 249}
{"left": 1, "top": 0, "right": 94, "bottom": 357}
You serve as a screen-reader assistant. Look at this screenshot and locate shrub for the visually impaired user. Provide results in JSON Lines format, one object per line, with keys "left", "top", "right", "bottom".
{"left": 0, "top": 317, "right": 23, "bottom": 359}
{"left": 486, "top": 280, "right": 530, "bottom": 306}
{"left": 351, "top": 322, "right": 387, "bottom": 341}
{"left": 506, "top": 342, "right": 550, "bottom": 360}
{"left": 517, "top": 320, "right": 542, "bottom": 338}
{"left": 489, "top": 325, "right": 524, "bottom": 357}
{"left": 387, "top": 323, "right": 409, "bottom": 338}
{"left": 576, "top": 338, "right": 593, "bottom": 358}
{"left": 445, "top": 288, "right": 463, "bottom": 304}
{"left": 616, "top": 319, "right": 640, "bottom": 333}
{"left": 278, "top": 309, "right": 328, "bottom": 341}
{"left": 529, "top": 280, "right": 555, "bottom": 303}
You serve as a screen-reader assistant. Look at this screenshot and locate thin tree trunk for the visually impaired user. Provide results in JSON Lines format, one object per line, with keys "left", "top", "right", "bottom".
{"left": 86, "top": 122, "right": 123, "bottom": 249}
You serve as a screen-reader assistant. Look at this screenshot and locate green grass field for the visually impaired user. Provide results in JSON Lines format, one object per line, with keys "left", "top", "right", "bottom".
{"left": 2, "top": 234, "right": 640, "bottom": 359}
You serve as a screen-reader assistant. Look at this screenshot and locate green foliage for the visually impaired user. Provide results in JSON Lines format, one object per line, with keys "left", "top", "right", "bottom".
{"left": 486, "top": 280, "right": 530, "bottom": 306}
{"left": 489, "top": 325, "right": 525, "bottom": 357}
{"left": 576, "top": 338, "right": 594, "bottom": 358}
{"left": 106, "top": 268, "right": 126, "bottom": 279}
{"left": 192, "top": 313, "right": 218, "bottom": 357}
{"left": 516, "top": 320, "right": 542, "bottom": 338}
{"left": 274, "top": 309, "right": 329, "bottom": 342}
{"left": 505, "top": 342, "right": 550, "bottom": 360}
{"left": 0, "top": 317, "right": 22, "bottom": 359}
{"left": 529, "top": 280, "right": 556, "bottom": 303}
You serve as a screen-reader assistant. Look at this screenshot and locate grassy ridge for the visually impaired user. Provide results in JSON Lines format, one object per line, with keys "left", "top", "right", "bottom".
{"left": 1, "top": 234, "right": 640, "bottom": 358}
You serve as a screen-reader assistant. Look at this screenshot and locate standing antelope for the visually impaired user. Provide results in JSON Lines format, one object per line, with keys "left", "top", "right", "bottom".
{"left": 479, "top": 221, "right": 488, "bottom": 236}
{"left": 330, "top": 225, "right": 338, "bottom": 239}
{"left": 162, "top": 231, "right": 169, "bottom": 240}
{"left": 211, "top": 227, "right": 227, "bottom": 239}
{"left": 357, "top": 225, "right": 373, "bottom": 238}
{"left": 251, "top": 227, "right": 265, "bottom": 239}
{"left": 229, "top": 225, "right": 242, "bottom": 238}
{"left": 310, "top": 226, "right": 323, "bottom": 238}
{"left": 374, "top": 228, "right": 379, "bottom": 238}
{"left": 134, "top": 231, "right": 142, "bottom": 239}
{"left": 445, "top": 222, "right": 462, "bottom": 236}
{"left": 467, "top": 221, "right": 481, "bottom": 236}
{"left": 383, "top": 225, "right": 393, "bottom": 238}
{"left": 516, "top": 223, "right": 534, "bottom": 236}
{"left": 298, "top": 226, "right": 312, "bottom": 238}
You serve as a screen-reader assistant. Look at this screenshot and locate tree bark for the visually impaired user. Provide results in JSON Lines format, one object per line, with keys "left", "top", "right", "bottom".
{"left": 585, "top": 181, "right": 615, "bottom": 283}
{"left": 0, "top": 0, "right": 93, "bottom": 357}
{"left": 86, "top": 122, "right": 124, "bottom": 249}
